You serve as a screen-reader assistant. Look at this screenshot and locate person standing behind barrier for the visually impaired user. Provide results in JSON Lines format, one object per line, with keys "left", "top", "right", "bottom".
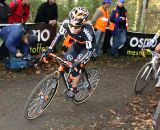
{"left": 90, "top": 0, "right": 111, "bottom": 57}
{"left": 8, "top": 0, "right": 30, "bottom": 23}
{"left": 109, "top": 0, "right": 128, "bottom": 57}
{"left": 34, "top": 0, "right": 58, "bottom": 27}
{"left": 0, "top": 0, "right": 12, "bottom": 23}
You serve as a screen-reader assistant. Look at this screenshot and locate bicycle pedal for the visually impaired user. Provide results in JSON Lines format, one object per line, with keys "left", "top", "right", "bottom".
{"left": 64, "top": 94, "right": 71, "bottom": 100}
{"left": 64, "top": 94, "right": 74, "bottom": 100}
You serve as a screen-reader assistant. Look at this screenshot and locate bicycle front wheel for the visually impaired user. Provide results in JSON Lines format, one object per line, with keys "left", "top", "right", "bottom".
{"left": 134, "top": 63, "right": 155, "bottom": 94}
{"left": 24, "top": 72, "right": 59, "bottom": 120}
{"left": 73, "top": 67, "right": 100, "bottom": 104}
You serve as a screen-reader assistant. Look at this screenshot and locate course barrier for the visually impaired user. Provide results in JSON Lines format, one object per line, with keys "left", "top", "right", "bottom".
{"left": 0, "top": 23, "right": 160, "bottom": 60}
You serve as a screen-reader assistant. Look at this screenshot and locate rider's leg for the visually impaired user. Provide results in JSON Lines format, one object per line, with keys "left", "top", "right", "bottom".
{"left": 63, "top": 44, "right": 80, "bottom": 97}
{"left": 71, "top": 74, "right": 80, "bottom": 89}
{"left": 66, "top": 69, "right": 80, "bottom": 97}
{"left": 154, "top": 43, "right": 160, "bottom": 87}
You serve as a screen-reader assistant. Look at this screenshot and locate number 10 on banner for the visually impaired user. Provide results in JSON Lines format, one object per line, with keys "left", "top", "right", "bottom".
{"left": 32, "top": 29, "right": 50, "bottom": 42}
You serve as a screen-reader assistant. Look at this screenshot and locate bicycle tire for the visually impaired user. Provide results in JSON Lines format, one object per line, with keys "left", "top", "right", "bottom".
{"left": 153, "top": 101, "right": 160, "bottom": 130}
{"left": 134, "top": 63, "right": 154, "bottom": 94}
{"left": 24, "top": 72, "right": 59, "bottom": 120}
{"left": 72, "top": 67, "right": 100, "bottom": 104}
{"left": 155, "top": 113, "right": 160, "bottom": 130}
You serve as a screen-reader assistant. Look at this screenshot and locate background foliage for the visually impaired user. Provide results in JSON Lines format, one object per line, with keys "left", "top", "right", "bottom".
{"left": 6, "top": 0, "right": 160, "bottom": 33}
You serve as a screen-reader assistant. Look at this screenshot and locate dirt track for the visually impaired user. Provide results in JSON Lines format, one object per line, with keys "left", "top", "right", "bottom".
{"left": 0, "top": 56, "right": 158, "bottom": 130}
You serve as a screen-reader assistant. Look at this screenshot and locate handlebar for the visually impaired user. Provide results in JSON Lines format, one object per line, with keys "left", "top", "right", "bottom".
{"left": 141, "top": 48, "right": 158, "bottom": 58}
{"left": 41, "top": 53, "right": 73, "bottom": 68}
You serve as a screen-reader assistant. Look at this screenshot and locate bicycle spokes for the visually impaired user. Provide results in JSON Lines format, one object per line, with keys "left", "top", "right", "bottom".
{"left": 134, "top": 63, "right": 155, "bottom": 94}
{"left": 73, "top": 67, "right": 100, "bottom": 104}
{"left": 141, "top": 65, "right": 152, "bottom": 80}
{"left": 24, "top": 73, "right": 59, "bottom": 119}
{"left": 41, "top": 79, "right": 57, "bottom": 95}
{"left": 27, "top": 97, "right": 45, "bottom": 118}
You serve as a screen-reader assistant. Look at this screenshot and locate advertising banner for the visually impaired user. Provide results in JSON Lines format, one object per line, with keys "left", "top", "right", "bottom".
{"left": 104, "top": 29, "right": 160, "bottom": 56}
{"left": 0, "top": 24, "right": 160, "bottom": 60}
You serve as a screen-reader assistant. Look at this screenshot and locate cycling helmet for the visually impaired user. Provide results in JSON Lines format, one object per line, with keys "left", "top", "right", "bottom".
{"left": 69, "top": 7, "right": 89, "bottom": 26}
{"left": 119, "top": 0, "right": 125, "bottom": 3}
{"left": 103, "top": 0, "right": 112, "bottom": 3}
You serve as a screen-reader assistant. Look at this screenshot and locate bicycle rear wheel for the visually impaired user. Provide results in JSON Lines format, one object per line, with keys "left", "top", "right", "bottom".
{"left": 24, "top": 72, "right": 59, "bottom": 120}
{"left": 155, "top": 114, "right": 160, "bottom": 130}
{"left": 72, "top": 67, "right": 100, "bottom": 104}
{"left": 134, "top": 63, "right": 155, "bottom": 94}
{"left": 153, "top": 101, "right": 160, "bottom": 130}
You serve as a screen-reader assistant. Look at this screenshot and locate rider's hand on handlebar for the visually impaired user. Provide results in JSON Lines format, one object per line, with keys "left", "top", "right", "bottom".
{"left": 72, "top": 60, "right": 81, "bottom": 71}
{"left": 44, "top": 48, "right": 53, "bottom": 57}
{"left": 40, "top": 48, "right": 53, "bottom": 63}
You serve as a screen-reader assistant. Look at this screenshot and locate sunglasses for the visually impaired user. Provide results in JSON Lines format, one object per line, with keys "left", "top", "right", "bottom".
{"left": 69, "top": 23, "right": 82, "bottom": 29}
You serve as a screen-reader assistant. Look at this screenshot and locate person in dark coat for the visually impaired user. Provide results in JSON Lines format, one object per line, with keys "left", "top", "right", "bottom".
{"left": 34, "top": 0, "right": 58, "bottom": 27}
{"left": 109, "top": 0, "right": 128, "bottom": 57}
{"left": 0, "top": 0, "right": 12, "bottom": 23}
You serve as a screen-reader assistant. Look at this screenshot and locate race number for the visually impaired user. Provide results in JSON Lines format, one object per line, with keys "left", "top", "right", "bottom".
{"left": 86, "top": 41, "right": 92, "bottom": 49}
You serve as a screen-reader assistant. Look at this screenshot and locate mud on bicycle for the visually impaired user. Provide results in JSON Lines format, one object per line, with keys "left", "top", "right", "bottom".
{"left": 24, "top": 53, "right": 100, "bottom": 120}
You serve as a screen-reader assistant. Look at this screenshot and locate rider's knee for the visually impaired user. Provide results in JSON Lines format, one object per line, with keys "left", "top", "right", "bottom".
{"left": 155, "top": 43, "right": 160, "bottom": 53}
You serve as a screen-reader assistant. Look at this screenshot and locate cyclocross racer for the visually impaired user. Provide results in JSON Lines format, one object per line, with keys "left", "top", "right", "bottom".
{"left": 42, "top": 7, "right": 96, "bottom": 97}
{"left": 144, "top": 30, "right": 160, "bottom": 87}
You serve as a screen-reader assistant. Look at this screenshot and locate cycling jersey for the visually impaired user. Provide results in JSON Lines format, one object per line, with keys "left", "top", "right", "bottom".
{"left": 49, "top": 19, "right": 96, "bottom": 64}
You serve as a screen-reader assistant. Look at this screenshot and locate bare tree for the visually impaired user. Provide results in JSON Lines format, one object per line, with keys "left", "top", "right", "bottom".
{"left": 133, "top": 0, "right": 143, "bottom": 32}
{"left": 139, "top": 0, "right": 149, "bottom": 32}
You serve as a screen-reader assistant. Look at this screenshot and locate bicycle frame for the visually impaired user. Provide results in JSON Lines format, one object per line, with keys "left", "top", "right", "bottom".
{"left": 45, "top": 53, "right": 91, "bottom": 91}
{"left": 142, "top": 49, "right": 160, "bottom": 79}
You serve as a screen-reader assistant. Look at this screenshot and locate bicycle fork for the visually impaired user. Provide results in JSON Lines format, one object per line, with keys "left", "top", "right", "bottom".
{"left": 63, "top": 68, "right": 72, "bottom": 90}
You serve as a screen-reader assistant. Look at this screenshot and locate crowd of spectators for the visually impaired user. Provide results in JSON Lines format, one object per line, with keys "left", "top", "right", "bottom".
{"left": 0, "top": 0, "right": 127, "bottom": 60}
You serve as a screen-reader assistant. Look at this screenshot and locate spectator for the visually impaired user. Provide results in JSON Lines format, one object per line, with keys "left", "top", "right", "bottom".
{"left": 34, "top": 0, "right": 58, "bottom": 27}
{"left": 91, "top": 0, "right": 111, "bottom": 57}
{"left": 0, "top": 0, "right": 12, "bottom": 23}
{"left": 8, "top": 0, "right": 30, "bottom": 23}
{"left": 0, "top": 24, "right": 37, "bottom": 60}
{"left": 109, "top": 0, "right": 128, "bottom": 57}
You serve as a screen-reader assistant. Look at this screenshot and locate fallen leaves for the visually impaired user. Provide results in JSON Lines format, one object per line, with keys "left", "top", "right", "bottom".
{"left": 108, "top": 108, "right": 118, "bottom": 116}
{"left": 107, "top": 89, "right": 160, "bottom": 129}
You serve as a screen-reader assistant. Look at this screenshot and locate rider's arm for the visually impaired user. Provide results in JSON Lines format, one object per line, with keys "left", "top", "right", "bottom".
{"left": 144, "top": 30, "right": 160, "bottom": 47}
{"left": 153, "top": 30, "right": 160, "bottom": 41}
{"left": 48, "top": 20, "right": 68, "bottom": 50}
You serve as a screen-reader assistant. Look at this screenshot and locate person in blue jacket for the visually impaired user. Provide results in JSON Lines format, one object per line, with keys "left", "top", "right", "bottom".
{"left": 0, "top": 24, "right": 37, "bottom": 60}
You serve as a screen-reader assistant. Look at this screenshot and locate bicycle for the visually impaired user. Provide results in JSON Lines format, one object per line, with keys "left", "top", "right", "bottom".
{"left": 134, "top": 49, "right": 160, "bottom": 94}
{"left": 24, "top": 53, "right": 100, "bottom": 120}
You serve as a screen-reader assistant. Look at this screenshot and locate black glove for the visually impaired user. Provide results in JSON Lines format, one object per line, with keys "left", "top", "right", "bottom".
{"left": 72, "top": 61, "right": 81, "bottom": 69}
{"left": 40, "top": 48, "right": 53, "bottom": 61}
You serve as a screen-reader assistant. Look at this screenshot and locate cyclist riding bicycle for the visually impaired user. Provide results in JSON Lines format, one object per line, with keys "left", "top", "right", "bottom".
{"left": 42, "top": 7, "right": 96, "bottom": 97}
{"left": 144, "top": 30, "right": 160, "bottom": 87}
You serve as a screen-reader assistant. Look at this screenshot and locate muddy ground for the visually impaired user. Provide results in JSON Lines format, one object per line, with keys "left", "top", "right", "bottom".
{"left": 0, "top": 55, "right": 159, "bottom": 130}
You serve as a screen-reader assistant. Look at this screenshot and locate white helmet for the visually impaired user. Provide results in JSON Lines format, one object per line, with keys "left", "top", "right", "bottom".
{"left": 69, "top": 7, "right": 89, "bottom": 26}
